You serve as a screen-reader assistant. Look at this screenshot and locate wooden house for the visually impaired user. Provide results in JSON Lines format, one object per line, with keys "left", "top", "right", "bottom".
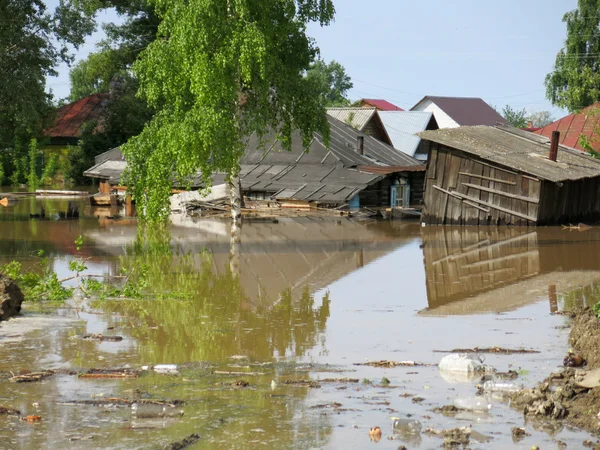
{"left": 326, "top": 107, "right": 392, "bottom": 144}
{"left": 420, "top": 125, "right": 600, "bottom": 226}
{"left": 85, "top": 116, "right": 427, "bottom": 210}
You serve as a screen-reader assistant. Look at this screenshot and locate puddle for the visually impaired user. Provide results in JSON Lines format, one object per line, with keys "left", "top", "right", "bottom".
{"left": 0, "top": 200, "right": 599, "bottom": 448}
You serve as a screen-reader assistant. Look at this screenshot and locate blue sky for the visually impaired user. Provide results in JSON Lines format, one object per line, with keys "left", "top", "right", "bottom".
{"left": 47, "top": 0, "right": 577, "bottom": 118}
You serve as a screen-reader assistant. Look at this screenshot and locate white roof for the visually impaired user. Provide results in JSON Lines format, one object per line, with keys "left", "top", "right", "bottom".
{"left": 378, "top": 111, "right": 433, "bottom": 157}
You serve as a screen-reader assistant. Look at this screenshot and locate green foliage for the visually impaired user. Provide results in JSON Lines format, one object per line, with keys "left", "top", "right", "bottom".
{"left": 305, "top": 59, "right": 353, "bottom": 107}
{"left": 500, "top": 105, "right": 528, "bottom": 128}
{"left": 27, "top": 138, "right": 40, "bottom": 191}
{"left": 41, "top": 153, "right": 59, "bottom": 186}
{"left": 122, "top": 0, "right": 335, "bottom": 220}
{"left": 593, "top": 301, "right": 600, "bottom": 318}
{"left": 0, "top": 0, "right": 95, "bottom": 148}
{"left": 0, "top": 159, "right": 4, "bottom": 186}
{"left": 0, "top": 259, "right": 71, "bottom": 302}
{"left": 546, "top": 0, "right": 600, "bottom": 111}
{"left": 528, "top": 111, "right": 555, "bottom": 128}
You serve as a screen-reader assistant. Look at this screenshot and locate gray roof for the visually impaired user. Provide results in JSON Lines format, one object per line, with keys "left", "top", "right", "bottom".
{"left": 419, "top": 125, "right": 600, "bottom": 182}
{"left": 84, "top": 116, "right": 423, "bottom": 203}
{"left": 411, "top": 96, "right": 507, "bottom": 127}
{"left": 326, "top": 107, "right": 377, "bottom": 131}
{"left": 379, "top": 111, "right": 433, "bottom": 157}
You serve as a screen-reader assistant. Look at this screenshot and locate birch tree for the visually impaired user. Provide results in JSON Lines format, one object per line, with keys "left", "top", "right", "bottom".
{"left": 121, "top": 0, "right": 335, "bottom": 223}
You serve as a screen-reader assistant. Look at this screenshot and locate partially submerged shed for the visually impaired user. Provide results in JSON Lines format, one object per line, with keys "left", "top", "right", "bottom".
{"left": 420, "top": 125, "right": 600, "bottom": 225}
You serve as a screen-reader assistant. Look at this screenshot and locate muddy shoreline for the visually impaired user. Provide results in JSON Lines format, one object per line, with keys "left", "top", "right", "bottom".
{"left": 510, "top": 307, "right": 600, "bottom": 447}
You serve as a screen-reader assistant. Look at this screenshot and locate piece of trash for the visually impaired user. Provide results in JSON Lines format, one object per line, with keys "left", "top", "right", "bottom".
{"left": 511, "top": 427, "right": 530, "bottom": 442}
{"left": 438, "top": 354, "right": 495, "bottom": 383}
{"left": 271, "top": 380, "right": 277, "bottom": 390}
{"left": 23, "top": 415, "right": 42, "bottom": 422}
{"left": 434, "top": 347, "right": 539, "bottom": 355}
{"left": 164, "top": 433, "right": 200, "bottom": 450}
{"left": 453, "top": 396, "right": 492, "bottom": 412}
{"left": 141, "top": 364, "right": 179, "bottom": 375}
{"left": 369, "top": 426, "right": 382, "bottom": 442}
{"left": 481, "top": 380, "right": 522, "bottom": 394}
{"left": 563, "top": 353, "right": 585, "bottom": 367}
{"left": 131, "top": 403, "right": 183, "bottom": 419}
{"left": 392, "top": 418, "right": 422, "bottom": 434}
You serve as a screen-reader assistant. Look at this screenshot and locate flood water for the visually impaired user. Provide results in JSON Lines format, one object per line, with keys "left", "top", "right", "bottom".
{"left": 0, "top": 197, "right": 599, "bottom": 449}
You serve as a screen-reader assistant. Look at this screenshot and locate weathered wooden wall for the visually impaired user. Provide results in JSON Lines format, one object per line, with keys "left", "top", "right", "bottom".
{"left": 359, "top": 178, "right": 392, "bottom": 207}
{"left": 537, "top": 178, "right": 600, "bottom": 225}
{"left": 409, "top": 172, "right": 425, "bottom": 206}
{"left": 423, "top": 143, "right": 542, "bottom": 225}
{"left": 422, "top": 227, "right": 540, "bottom": 309}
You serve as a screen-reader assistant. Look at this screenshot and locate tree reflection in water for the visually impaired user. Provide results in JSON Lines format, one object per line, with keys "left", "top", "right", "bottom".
{"left": 95, "top": 223, "right": 331, "bottom": 363}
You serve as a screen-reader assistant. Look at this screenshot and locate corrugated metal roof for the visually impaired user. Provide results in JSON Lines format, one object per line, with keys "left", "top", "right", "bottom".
{"left": 378, "top": 111, "right": 433, "bottom": 157}
{"left": 326, "top": 107, "right": 377, "bottom": 131}
{"left": 45, "top": 94, "right": 109, "bottom": 139}
{"left": 419, "top": 125, "right": 600, "bottom": 183}
{"left": 360, "top": 99, "right": 404, "bottom": 111}
{"left": 534, "top": 103, "right": 600, "bottom": 152}
{"left": 411, "top": 96, "right": 507, "bottom": 127}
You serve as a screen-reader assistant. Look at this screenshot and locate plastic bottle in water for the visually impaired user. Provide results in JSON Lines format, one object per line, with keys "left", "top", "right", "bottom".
{"left": 482, "top": 380, "right": 521, "bottom": 393}
{"left": 454, "top": 396, "right": 492, "bottom": 412}
{"left": 131, "top": 403, "right": 184, "bottom": 418}
{"left": 392, "top": 418, "right": 422, "bottom": 434}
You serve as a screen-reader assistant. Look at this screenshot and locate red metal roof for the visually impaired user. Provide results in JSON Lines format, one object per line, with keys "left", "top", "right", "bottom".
{"left": 360, "top": 99, "right": 404, "bottom": 111}
{"left": 45, "top": 93, "right": 109, "bottom": 139}
{"left": 534, "top": 103, "right": 600, "bottom": 152}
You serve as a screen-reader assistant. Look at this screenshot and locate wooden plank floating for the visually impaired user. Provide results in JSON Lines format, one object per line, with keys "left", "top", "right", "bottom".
{"left": 461, "top": 183, "right": 539, "bottom": 204}
{"left": 458, "top": 172, "right": 516, "bottom": 186}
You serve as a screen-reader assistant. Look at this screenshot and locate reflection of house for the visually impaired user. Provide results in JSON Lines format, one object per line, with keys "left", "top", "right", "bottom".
{"left": 86, "top": 218, "right": 419, "bottom": 307}
{"left": 420, "top": 125, "right": 600, "bottom": 225}
{"left": 420, "top": 226, "right": 600, "bottom": 315}
{"left": 357, "top": 99, "right": 404, "bottom": 111}
{"left": 410, "top": 95, "right": 506, "bottom": 129}
{"left": 85, "top": 116, "right": 427, "bottom": 209}
{"left": 534, "top": 103, "right": 600, "bottom": 153}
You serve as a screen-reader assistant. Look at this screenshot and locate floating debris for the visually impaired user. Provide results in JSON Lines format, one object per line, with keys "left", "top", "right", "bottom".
{"left": 282, "top": 380, "right": 320, "bottom": 388}
{"left": 164, "top": 433, "right": 200, "bottom": 450}
{"left": 22, "top": 415, "right": 42, "bottom": 423}
{"left": 434, "top": 347, "right": 539, "bottom": 355}
{"left": 564, "top": 353, "right": 586, "bottom": 367}
{"left": 132, "top": 402, "right": 183, "bottom": 418}
{"left": 354, "top": 360, "right": 432, "bottom": 368}
{"left": 58, "top": 398, "right": 184, "bottom": 407}
{"left": 82, "top": 334, "right": 123, "bottom": 342}
{"left": 511, "top": 427, "right": 530, "bottom": 442}
{"left": 0, "top": 406, "right": 21, "bottom": 415}
{"left": 310, "top": 402, "right": 342, "bottom": 409}
{"left": 9, "top": 370, "right": 55, "bottom": 383}
{"left": 78, "top": 368, "right": 141, "bottom": 379}
{"left": 368, "top": 426, "right": 382, "bottom": 442}
{"left": 142, "top": 364, "right": 179, "bottom": 375}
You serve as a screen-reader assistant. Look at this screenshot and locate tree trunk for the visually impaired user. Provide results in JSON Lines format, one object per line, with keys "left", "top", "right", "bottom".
{"left": 228, "top": 165, "right": 243, "bottom": 226}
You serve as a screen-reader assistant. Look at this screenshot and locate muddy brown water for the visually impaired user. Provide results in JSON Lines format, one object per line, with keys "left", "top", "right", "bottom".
{"left": 0, "top": 197, "right": 599, "bottom": 449}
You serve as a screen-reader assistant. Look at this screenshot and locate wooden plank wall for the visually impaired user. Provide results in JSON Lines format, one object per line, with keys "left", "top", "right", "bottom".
{"left": 409, "top": 171, "right": 425, "bottom": 206}
{"left": 423, "top": 144, "right": 542, "bottom": 225}
{"left": 359, "top": 178, "right": 392, "bottom": 207}
{"left": 422, "top": 227, "right": 540, "bottom": 308}
{"left": 538, "top": 178, "right": 600, "bottom": 225}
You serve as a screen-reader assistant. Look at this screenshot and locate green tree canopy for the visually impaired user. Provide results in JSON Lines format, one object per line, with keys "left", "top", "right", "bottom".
{"left": 528, "top": 110, "right": 555, "bottom": 128}
{"left": 500, "top": 105, "right": 528, "bottom": 128}
{"left": 305, "top": 59, "right": 353, "bottom": 106}
{"left": 69, "top": 0, "right": 159, "bottom": 101}
{"left": 546, "top": 0, "right": 600, "bottom": 112}
{"left": 122, "top": 0, "right": 336, "bottom": 220}
{"left": 0, "top": 0, "right": 94, "bottom": 147}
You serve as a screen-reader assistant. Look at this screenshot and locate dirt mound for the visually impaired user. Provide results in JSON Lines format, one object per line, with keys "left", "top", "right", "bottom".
{"left": 0, "top": 274, "right": 24, "bottom": 321}
{"left": 510, "top": 307, "right": 600, "bottom": 438}
{"left": 570, "top": 307, "right": 600, "bottom": 368}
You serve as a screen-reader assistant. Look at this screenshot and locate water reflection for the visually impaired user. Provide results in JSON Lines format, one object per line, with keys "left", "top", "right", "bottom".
{"left": 421, "top": 226, "right": 600, "bottom": 315}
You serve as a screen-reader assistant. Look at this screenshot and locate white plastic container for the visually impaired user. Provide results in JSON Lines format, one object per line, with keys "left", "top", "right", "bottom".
{"left": 438, "top": 354, "right": 485, "bottom": 374}
{"left": 454, "top": 396, "right": 492, "bottom": 412}
{"left": 392, "top": 418, "right": 422, "bottom": 434}
{"left": 482, "top": 380, "right": 521, "bottom": 394}
{"left": 141, "top": 364, "right": 179, "bottom": 375}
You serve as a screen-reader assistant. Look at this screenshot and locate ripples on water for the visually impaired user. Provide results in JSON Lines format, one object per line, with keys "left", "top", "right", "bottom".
{"left": 0, "top": 197, "right": 598, "bottom": 449}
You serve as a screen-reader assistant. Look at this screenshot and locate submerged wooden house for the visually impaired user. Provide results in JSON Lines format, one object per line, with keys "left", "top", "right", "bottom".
{"left": 420, "top": 125, "right": 600, "bottom": 226}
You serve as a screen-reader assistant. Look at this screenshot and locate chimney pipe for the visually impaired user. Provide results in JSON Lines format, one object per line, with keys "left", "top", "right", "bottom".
{"left": 356, "top": 135, "right": 364, "bottom": 155}
{"left": 549, "top": 131, "right": 560, "bottom": 162}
